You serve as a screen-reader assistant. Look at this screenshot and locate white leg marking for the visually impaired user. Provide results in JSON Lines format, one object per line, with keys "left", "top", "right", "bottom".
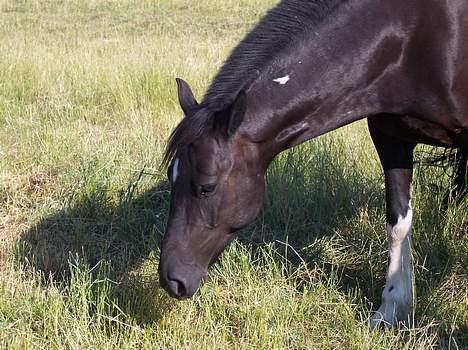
{"left": 371, "top": 206, "right": 414, "bottom": 328}
{"left": 172, "top": 158, "right": 180, "bottom": 182}
{"left": 273, "top": 75, "right": 290, "bottom": 85}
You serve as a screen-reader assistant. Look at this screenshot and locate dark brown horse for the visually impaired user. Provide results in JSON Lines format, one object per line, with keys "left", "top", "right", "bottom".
{"left": 159, "top": 0, "right": 468, "bottom": 328}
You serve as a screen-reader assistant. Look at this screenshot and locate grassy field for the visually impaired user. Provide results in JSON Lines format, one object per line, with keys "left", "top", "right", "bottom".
{"left": 0, "top": 0, "right": 466, "bottom": 349}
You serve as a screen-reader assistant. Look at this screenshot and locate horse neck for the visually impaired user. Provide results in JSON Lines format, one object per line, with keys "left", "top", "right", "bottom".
{"left": 240, "top": 0, "right": 410, "bottom": 161}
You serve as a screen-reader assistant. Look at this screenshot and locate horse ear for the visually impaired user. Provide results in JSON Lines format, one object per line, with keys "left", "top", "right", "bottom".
{"left": 176, "top": 78, "right": 198, "bottom": 116}
{"left": 226, "top": 90, "right": 247, "bottom": 137}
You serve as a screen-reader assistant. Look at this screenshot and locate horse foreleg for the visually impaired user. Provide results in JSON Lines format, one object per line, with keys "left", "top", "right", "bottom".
{"left": 368, "top": 117, "right": 416, "bottom": 328}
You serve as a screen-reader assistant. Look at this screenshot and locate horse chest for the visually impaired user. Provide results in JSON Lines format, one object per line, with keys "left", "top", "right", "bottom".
{"left": 372, "top": 115, "right": 457, "bottom": 148}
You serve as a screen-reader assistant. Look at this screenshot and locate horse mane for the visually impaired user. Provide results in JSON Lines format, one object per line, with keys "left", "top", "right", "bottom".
{"left": 163, "top": 0, "right": 347, "bottom": 166}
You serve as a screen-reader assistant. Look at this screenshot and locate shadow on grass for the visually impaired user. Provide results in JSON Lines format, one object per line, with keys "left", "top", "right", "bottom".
{"left": 239, "top": 142, "right": 389, "bottom": 302}
{"left": 16, "top": 141, "right": 465, "bottom": 340}
{"left": 17, "top": 170, "right": 175, "bottom": 326}
{"left": 240, "top": 142, "right": 466, "bottom": 343}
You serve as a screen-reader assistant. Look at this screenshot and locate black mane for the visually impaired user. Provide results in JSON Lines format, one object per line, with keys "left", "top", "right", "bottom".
{"left": 163, "top": 0, "right": 347, "bottom": 166}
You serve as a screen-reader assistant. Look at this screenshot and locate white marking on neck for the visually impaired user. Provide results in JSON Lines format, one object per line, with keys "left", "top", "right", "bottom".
{"left": 172, "top": 158, "right": 180, "bottom": 182}
{"left": 273, "top": 75, "right": 290, "bottom": 85}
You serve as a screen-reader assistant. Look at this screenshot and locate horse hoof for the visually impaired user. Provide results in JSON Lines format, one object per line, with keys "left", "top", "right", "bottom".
{"left": 370, "top": 303, "right": 412, "bottom": 329}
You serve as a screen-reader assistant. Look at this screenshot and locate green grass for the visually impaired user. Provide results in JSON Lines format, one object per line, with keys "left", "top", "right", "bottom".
{"left": 0, "top": 0, "right": 467, "bottom": 349}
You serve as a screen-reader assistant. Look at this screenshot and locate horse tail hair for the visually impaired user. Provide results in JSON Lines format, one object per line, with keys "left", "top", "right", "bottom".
{"left": 416, "top": 147, "right": 467, "bottom": 205}
{"left": 451, "top": 149, "right": 467, "bottom": 201}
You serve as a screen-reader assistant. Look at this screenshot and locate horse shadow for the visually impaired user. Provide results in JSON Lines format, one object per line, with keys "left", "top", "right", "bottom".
{"left": 241, "top": 142, "right": 465, "bottom": 341}
{"left": 239, "top": 142, "right": 389, "bottom": 302}
{"left": 17, "top": 172, "right": 175, "bottom": 326}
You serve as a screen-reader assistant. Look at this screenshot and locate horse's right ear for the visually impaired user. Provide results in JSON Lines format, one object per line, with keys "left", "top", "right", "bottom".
{"left": 176, "top": 78, "right": 199, "bottom": 116}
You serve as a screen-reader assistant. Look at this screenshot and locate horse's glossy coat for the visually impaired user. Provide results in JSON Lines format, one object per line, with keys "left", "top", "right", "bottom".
{"left": 159, "top": 0, "right": 467, "bottom": 327}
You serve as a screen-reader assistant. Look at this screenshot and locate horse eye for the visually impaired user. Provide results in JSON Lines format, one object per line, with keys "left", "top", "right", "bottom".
{"left": 200, "top": 184, "right": 217, "bottom": 197}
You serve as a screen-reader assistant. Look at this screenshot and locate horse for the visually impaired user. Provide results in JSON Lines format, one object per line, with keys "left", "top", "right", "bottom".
{"left": 158, "top": 0, "right": 468, "bottom": 328}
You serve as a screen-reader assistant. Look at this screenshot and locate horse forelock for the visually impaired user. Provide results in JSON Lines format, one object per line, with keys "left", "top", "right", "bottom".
{"left": 163, "top": 106, "right": 214, "bottom": 167}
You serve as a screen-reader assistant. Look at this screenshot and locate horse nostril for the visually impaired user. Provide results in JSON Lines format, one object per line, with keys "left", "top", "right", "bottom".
{"left": 167, "top": 278, "right": 187, "bottom": 298}
{"left": 159, "top": 259, "right": 201, "bottom": 299}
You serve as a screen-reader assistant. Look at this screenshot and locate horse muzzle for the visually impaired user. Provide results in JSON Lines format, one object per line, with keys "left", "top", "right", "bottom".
{"left": 158, "top": 250, "right": 206, "bottom": 299}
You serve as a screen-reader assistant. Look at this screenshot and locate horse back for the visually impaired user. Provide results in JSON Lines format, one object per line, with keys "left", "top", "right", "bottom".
{"left": 400, "top": 0, "right": 468, "bottom": 130}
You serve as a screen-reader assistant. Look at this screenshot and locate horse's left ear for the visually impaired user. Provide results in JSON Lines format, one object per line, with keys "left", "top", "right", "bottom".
{"left": 226, "top": 90, "right": 247, "bottom": 137}
{"left": 176, "top": 78, "right": 199, "bottom": 116}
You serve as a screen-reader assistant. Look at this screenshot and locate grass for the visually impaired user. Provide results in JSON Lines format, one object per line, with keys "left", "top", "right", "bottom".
{"left": 0, "top": 0, "right": 467, "bottom": 349}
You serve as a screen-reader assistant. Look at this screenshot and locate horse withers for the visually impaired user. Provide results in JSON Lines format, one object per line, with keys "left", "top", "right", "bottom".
{"left": 159, "top": 0, "right": 468, "bottom": 328}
